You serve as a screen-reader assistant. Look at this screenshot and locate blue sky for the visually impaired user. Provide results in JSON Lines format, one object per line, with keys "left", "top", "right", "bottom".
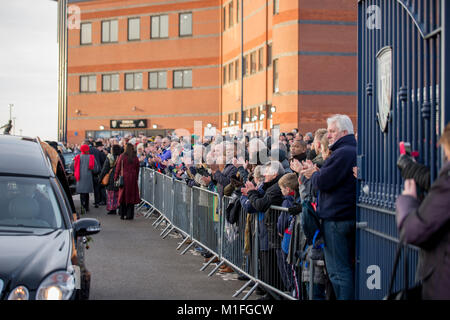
{"left": 0, "top": 0, "right": 58, "bottom": 140}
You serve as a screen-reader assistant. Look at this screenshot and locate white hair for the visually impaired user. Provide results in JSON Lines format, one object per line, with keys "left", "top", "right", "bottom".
{"left": 264, "top": 161, "right": 285, "bottom": 177}
{"left": 327, "top": 114, "right": 354, "bottom": 134}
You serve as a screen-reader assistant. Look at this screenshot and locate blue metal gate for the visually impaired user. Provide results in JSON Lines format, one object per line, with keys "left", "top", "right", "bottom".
{"left": 356, "top": 0, "right": 449, "bottom": 299}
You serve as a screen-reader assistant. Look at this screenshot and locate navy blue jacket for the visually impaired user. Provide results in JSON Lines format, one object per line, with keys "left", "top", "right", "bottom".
{"left": 310, "top": 134, "right": 357, "bottom": 221}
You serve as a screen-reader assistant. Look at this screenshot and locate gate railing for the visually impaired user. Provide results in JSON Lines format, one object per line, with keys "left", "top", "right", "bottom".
{"left": 137, "top": 167, "right": 310, "bottom": 300}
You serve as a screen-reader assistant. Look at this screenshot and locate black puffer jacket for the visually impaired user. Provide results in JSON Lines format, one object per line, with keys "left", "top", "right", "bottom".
{"left": 247, "top": 174, "right": 284, "bottom": 249}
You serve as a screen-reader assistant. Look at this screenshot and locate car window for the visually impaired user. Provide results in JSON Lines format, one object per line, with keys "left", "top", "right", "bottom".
{"left": 0, "top": 176, "right": 63, "bottom": 229}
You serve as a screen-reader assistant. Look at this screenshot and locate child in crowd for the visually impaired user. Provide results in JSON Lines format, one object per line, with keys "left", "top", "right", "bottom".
{"left": 277, "top": 173, "right": 301, "bottom": 295}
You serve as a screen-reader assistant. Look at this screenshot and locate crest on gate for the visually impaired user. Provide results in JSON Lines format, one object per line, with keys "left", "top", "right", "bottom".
{"left": 376, "top": 47, "right": 392, "bottom": 132}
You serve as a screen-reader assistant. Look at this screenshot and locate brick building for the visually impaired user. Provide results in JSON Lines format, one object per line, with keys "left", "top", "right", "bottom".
{"left": 64, "top": 0, "right": 357, "bottom": 144}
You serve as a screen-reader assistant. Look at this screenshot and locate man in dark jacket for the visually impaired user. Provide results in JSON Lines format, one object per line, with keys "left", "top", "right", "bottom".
{"left": 243, "top": 161, "right": 285, "bottom": 296}
{"left": 302, "top": 114, "right": 357, "bottom": 300}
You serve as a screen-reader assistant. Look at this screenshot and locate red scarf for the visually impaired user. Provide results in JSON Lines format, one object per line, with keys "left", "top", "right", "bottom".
{"left": 74, "top": 145, "right": 95, "bottom": 181}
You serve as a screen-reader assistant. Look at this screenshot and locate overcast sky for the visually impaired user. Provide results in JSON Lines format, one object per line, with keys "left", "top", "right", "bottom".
{"left": 0, "top": 0, "right": 58, "bottom": 140}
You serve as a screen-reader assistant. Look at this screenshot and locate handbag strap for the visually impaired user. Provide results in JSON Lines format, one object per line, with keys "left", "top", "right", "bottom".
{"left": 388, "top": 235, "right": 409, "bottom": 297}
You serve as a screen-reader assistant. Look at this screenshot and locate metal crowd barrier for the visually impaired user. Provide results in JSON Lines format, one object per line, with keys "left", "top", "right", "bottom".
{"left": 137, "top": 168, "right": 323, "bottom": 300}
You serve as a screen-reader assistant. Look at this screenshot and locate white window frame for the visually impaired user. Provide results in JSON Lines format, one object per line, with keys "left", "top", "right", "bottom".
{"left": 173, "top": 70, "right": 192, "bottom": 88}
{"left": 149, "top": 71, "right": 167, "bottom": 89}
{"left": 102, "top": 20, "right": 118, "bottom": 43}
{"left": 128, "top": 17, "right": 140, "bottom": 41}
{"left": 102, "top": 74, "right": 119, "bottom": 92}
{"left": 80, "top": 75, "right": 96, "bottom": 93}
{"left": 151, "top": 15, "right": 169, "bottom": 39}
{"left": 80, "top": 23, "right": 92, "bottom": 45}
{"left": 125, "top": 72, "right": 143, "bottom": 90}
{"left": 179, "top": 12, "right": 192, "bottom": 37}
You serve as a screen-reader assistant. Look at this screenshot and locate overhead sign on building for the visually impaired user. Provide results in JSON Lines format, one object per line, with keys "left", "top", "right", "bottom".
{"left": 110, "top": 119, "right": 147, "bottom": 129}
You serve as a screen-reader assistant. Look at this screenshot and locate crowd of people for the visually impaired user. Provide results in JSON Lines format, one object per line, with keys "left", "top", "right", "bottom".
{"left": 64, "top": 114, "right": 358, "bottom": 300}
{"left": 60, "top": 112, "right": 450, "bottom": 300}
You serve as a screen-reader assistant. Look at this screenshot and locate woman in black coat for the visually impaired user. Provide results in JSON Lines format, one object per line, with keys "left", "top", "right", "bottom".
{"left": 99, "top": 144, "right": 122, "bottom": 215}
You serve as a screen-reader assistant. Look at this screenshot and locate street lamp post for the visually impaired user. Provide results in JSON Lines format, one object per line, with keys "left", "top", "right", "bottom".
{"left": 9, "top": 104, "right": 14, "bottom": 121}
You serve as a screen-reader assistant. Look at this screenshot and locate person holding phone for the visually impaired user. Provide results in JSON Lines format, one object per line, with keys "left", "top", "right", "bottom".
{"left": 395, "top": 122, "right": 450, "bottom": 299}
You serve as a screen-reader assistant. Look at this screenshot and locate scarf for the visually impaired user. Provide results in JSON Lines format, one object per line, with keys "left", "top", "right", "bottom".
{"left": 74, "top": 145, "right": 95, "bottom": 181}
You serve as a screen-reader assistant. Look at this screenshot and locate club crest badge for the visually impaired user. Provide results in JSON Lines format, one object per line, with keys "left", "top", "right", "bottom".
{"left": 376, "top": 47, "right": 392, "bottom": 132}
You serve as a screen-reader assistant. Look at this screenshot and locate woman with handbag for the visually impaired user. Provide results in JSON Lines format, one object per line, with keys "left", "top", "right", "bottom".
{"left": 395, "top": 122, "right": 450, "bottom": 300}
{"left": 114, "top": 143, "right": 141, "bottom": 220}
{"left": 99, "top": 145, "right": 122, "bottom": 215}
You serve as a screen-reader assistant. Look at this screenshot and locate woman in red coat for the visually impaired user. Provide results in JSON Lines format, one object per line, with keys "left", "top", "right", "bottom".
{"left": 114, "top": 143, "right": 140, "bottom": 220}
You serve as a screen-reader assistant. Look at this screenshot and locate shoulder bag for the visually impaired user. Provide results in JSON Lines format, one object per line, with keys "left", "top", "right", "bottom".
{"left": 114, "top": 156, "right": 124, "bottom": 188}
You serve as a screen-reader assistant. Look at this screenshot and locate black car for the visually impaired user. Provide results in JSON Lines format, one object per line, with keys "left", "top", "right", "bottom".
{"left": 0, "top": 135, "right": 100, "bottom": 300}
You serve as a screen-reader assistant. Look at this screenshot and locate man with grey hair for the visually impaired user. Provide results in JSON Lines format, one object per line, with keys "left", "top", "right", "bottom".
{"left": 241, "top": 160, "right": 285, "bottom": 297}
{"left": 301, "top": 114, "right": 357, "bottom": 300}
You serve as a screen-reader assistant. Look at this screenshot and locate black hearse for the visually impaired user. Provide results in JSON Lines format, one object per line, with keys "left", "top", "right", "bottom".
{"left": 0, "top": 135, "right": 100, "bottom": 300}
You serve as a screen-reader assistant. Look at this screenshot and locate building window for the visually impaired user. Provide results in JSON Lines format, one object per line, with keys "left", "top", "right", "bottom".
{"left": 128, "top": 18, "right": 140, "bottom": 40}
{"left": 223, "top": 66, "right": 227, "bottom": 84}
{"left": 151, "top": 15, "right": 169, "bottom": 39}
{"left": 258, "top": 47, "right": 264, "bottom": 71}
{"left": 102, "top": 20, "right": 118, "bottom": 43}
{"left": 125, "top": 72, "right": 143, "bottom": 90}
{"left": 250, "top": 51, "right": 257, "bottom": 74}
{"left": 179, "top": 13, "right": 192, "bottom": 36}
{"left": 267, "top": 44, "right": 272, "bottom": 67}
{"left": 243, "top": 55, "right": 248, "bottom": 76}
{"left": 236, "top": 0, "right": 239, "bottom": 24}
{"left": 102, "top": 74, "right": 119, "bottom": 91}
{"left": 173, "top": 70, "right": 192, "bottom": 88}
{"left": 80, "top": 23, "right": 92, "bottom": 45}
{"left": 149, "top": 71, "right": 167, "bottom": 89}
{"left": 273, "top": 0, "right": 279, "bottom": 15}
{"left": 80, "top": 75, "right": 96, "bottom": 92}
{"left": 229, "top": 2, "right": 234, "bottom": 28}
{"left": 273, "top": 59, "right": 279, "bottom": 93}
{"left": 234, "top": 59, "right": 239, "bottom": 80}
{"left": 223, "top": 7, "right": 226, "bottom": 31}
{"left": 228, "top": 63, "right": 233, "bottom": 82}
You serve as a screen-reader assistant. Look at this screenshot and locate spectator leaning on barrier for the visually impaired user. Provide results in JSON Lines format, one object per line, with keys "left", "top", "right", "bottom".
{"left": 395, "top": 122, "right": 450, "bottom": 300}
{"left": 242, "top": 161, "right": 285, "bottom": 297}
{"left": 301, "top": 114, "right": 357, "bottom": 300}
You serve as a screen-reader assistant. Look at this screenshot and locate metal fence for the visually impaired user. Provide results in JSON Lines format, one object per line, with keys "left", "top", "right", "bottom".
{"left": 356, "top": 0, "right": 449, "bottom": 300}
{"left": 137, "top": 167, "right": 305, "bottom": 300}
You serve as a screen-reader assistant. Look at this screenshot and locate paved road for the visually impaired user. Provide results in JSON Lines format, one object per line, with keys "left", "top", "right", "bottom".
{"left": 77, "top": 195, "right": 251, "bottom": 300}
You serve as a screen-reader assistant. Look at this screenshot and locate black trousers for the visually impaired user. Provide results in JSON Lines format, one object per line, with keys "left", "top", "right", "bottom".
{"left": 93, "top": 175, "right": 101, "bottom": 204}
{"left": 119, "top": 203, "right": 135, "bottom": 220}
{"left": 80, "top": 193, "right": 90, "bottom": 211}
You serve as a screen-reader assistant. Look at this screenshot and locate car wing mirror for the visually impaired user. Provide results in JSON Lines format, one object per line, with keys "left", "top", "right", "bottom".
{"left": 73, "top": 218, "right": 101, "bottom": 237}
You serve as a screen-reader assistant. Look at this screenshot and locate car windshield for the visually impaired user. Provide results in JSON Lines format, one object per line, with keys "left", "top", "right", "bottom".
{"left": 0, "top": 176, "right": 63, "bottom": 230}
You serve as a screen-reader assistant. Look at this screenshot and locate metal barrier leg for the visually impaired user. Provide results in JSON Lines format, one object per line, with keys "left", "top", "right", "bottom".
{"left": 207, "top": 261, "right": 225, "bottom": 276}
{"left": 152, "top": 214, "right": 164, "bottom": 227}
{"left": 176, "top": 236, "right": 191, "bottom": 250}
{"left": 200, "top": 255, "right": 220, "bottom": 272}
{"left": 144, "top": 207, "right": 155, "bottom": 218}
{"left": 154, "top": 216, "right": 166, "bottom": 229}
{"left": 242, "top": 282, "right": 259, "bottom": 300}
{"left": 233, "top": 280, "right": 253, "bottom": 298}
{"left": 160, "top": 222, "right": 172, "bottom": 236}
{"left": 162, "top": 226, "right": 175, "bottom": 239}
{"left": 180, "top": 241, "right": 196, "bottom": 255}
{"left": 135, "top": 201, "right": 145, "bottom": 211}
{"left": 309, "top": 259, "right": 315, "bottom": 300}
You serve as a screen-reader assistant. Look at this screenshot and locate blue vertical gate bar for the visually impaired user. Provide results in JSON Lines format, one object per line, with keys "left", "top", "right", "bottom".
{"left": 356, "top": 0, "right": 446, "bottom": 300}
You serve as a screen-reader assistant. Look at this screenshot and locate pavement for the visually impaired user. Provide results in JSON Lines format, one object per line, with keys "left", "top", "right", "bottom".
{"left": 76, "top": 195, "right": 255, "bottom": 300}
